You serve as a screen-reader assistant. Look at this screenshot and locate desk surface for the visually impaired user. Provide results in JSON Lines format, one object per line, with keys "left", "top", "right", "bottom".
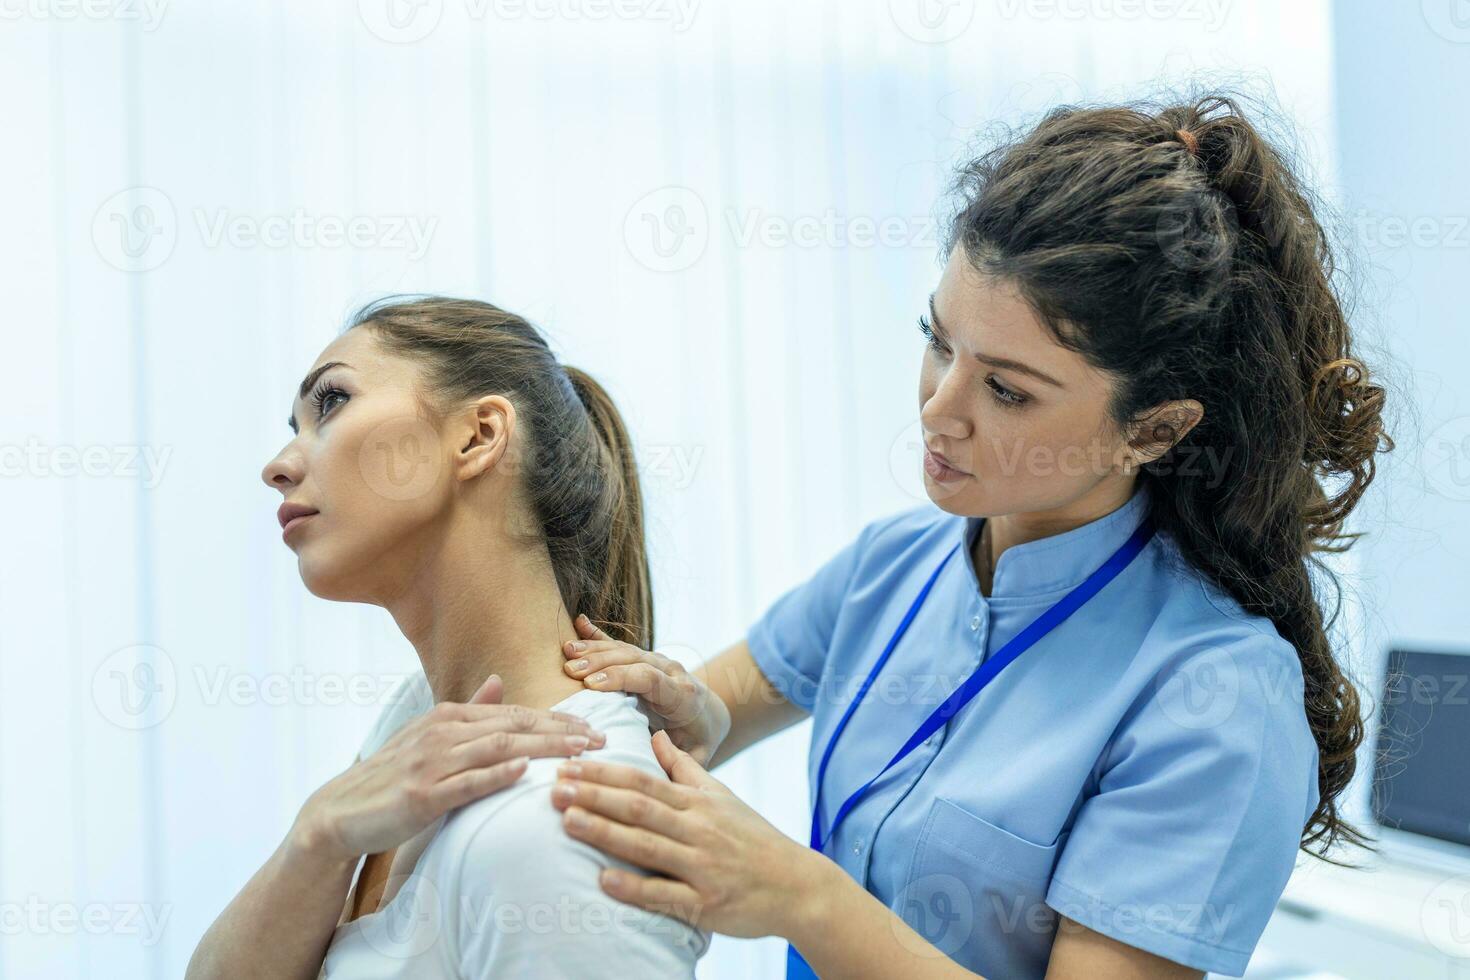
{"left": 1281, "top": 848, "right": 1470, "bottom": 957}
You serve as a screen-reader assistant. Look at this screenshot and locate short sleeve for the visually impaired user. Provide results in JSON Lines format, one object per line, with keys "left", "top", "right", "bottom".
{"left": 1044, "top": 631, "right": 1321, "bottom": 976}
{"left": 745, "top": 523, "right": 872, "bottom": 712}
{"left": 450, "top": 778, "right": 706, "bottom": 978}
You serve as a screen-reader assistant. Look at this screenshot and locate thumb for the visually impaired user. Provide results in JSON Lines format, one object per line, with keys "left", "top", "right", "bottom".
{"left": 652, "top": 729, "right": 719, "bottom": 790}
{"left": 469, "top": 673, "right": 504, "bottom": 705}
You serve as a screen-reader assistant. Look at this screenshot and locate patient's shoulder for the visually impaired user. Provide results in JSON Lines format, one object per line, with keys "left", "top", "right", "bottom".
{"left": 427, "top": 691, "right": 708, "bottom": 975}
{"left": 440, "top": 690, "right": 676, "bottom": 892}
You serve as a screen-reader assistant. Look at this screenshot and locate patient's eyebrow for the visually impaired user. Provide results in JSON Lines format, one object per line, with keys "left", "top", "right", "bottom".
{"left": 287, "top": 361, "right": 351, "bottom": 433}
{"left": 929, "top": 295, "right": 1065, "bottom": 389}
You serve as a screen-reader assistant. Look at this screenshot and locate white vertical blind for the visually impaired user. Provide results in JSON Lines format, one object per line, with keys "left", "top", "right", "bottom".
{"left": 0, "top": 2, "right": 1335, "bottom": 976}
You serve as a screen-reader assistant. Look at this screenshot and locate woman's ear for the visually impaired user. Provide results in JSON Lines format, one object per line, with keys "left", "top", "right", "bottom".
{"left": 454, "top": 394, "right": 517, "bottom": 482}
{"left": 1121, "top": 399, "right": 1204, "bottom": 470}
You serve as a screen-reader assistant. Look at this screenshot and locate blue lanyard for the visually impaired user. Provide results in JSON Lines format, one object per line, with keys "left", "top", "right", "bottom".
{"left": 787, "top": 513, "right": 1155, "bottom": 978}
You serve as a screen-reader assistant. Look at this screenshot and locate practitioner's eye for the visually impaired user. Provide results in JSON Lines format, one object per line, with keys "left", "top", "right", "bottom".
{"left": 985, "top": 376, "right": 1027, "bottom": 408}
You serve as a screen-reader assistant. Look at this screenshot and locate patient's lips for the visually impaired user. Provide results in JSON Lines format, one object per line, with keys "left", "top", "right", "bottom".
{"left": 278, "top": 501, "right": 320, "bottom": 541}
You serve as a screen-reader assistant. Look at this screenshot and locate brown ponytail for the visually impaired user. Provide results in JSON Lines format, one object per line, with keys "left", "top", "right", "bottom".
{"left": 947, "top": 90, "right": 1394, "bottom": 860}
{"left": 563, "top": 365, "right": 654, "bottom": 650}
{"left": 346, "top": 296, "right": 654, "bottom": 651}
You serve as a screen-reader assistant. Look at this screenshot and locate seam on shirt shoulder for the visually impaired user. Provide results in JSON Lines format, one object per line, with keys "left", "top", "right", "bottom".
{"left": 1194, "top": 575, "right": 1277, "bottom": 639}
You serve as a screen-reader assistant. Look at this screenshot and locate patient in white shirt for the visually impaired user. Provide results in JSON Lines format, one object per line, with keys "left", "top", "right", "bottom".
{"left": 323, "top": 674, "right": 708, "bottom": 978}
{"left": 193, "top": 297, "right": 706, "bottom": 980}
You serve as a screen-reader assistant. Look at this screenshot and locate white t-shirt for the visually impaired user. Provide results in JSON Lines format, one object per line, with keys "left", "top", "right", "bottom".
{"left": 319, "top": 671, "right": 709, "bottom": 978}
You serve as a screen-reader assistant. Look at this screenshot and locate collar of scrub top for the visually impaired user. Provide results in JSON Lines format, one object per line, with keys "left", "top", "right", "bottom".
{"left": 962, "top": 481, "right": 1155, "bottom": 599}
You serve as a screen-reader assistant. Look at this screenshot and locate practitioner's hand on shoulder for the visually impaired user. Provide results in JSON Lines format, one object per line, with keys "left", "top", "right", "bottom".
{"left": 291, "top": 673, "right": 604, "bottom": 862}
{"left": 553, "top": 729, "right": 819, "bottom": 940}
{"left": 562, "top": 615, "right": 731, "bottom": 765}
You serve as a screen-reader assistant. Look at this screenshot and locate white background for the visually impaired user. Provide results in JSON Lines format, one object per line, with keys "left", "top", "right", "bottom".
{"left": 2, "top": 1, "right": 1464, "bottom": 977}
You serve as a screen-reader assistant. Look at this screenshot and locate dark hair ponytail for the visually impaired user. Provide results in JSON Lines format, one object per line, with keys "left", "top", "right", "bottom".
{"left": 346, "top": 296, "right": 653, "bottom": 651}
{"left": 947, "top": 91, "right": 1393, "bottom": 860}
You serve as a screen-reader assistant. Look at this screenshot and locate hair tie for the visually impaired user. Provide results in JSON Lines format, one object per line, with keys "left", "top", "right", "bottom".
{"left": 1176, "top": 128, "right": 1200, "bottom": 158}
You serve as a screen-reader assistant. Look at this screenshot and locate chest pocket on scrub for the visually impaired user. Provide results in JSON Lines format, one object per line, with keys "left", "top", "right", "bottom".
{"left": 897, "top": 797, "right": 1067, "bottom": 959}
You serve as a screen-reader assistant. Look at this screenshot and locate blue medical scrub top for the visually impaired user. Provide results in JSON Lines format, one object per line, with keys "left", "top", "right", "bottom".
{"left": 747, "top": 483, "right": 1320, "bottom": 978}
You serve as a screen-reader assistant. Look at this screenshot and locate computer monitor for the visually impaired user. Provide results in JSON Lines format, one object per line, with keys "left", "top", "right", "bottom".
{"left": 1372, "top": 648, "right": 1470, "bottom": 849}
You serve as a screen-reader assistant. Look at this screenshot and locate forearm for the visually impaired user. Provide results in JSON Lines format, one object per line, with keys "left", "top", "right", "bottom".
{"left": 785, "top": 854, "right": 985, "bottom": 980}
{"left": 696, "top": 641, "right": 806, "bottom": 769}
{"left": 186, "top": 820, "right": 358, "bottom": 980}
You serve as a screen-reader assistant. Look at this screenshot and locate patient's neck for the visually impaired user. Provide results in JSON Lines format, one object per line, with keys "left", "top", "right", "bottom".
{"left": 382, "top": 512, "right": 586, "bottom": 711}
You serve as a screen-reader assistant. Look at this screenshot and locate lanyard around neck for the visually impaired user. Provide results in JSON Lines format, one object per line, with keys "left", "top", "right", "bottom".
{"left": 807, "top": 514, "right": 1156, "bottom": 853}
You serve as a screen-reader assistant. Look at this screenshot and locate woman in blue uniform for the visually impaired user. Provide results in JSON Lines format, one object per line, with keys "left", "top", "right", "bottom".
{"left": 546, "top": 93, "right": 1390, "bottom": 978}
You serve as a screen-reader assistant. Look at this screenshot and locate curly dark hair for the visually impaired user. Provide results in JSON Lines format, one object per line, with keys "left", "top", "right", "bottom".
{"left": 946, "top": 91, "right": 1393, "bottom": 861}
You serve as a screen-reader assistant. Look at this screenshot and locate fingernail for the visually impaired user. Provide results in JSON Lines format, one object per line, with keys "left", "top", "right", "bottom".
{"left": 564, "top": 807, "right": 588, "bottom": 830}
{"left": 568, "top": 658, "right": 589, "bottom": 671}
{"left": 587, "top": 672, "right": 607, "bottom": 685}
{"left": 569, "top": 642, "right": 586, "bottom": 653}
{"left": 601, "top": 868, "right": 622, "bottom": 888}
{"left": 559, "top": 762, "right": 582, "bottom": 778}
{"left": 587, "top": 730, "right": 606, "bottom": 746}
{"left": 567, "top": 735, "right": 589, "bottom": 751}
{"left": 577, "top": 614, "right": 589, "bottom": 624}
{"left": 552, "top": 781, "right": 576, "bottom": 804}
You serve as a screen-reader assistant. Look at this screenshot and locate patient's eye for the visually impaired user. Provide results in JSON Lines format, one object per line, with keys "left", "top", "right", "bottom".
{"left": 919, "top": 315, "right": 950, "bottom": 357}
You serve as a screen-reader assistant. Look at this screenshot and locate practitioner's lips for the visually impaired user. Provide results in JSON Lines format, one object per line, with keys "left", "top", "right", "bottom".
{"left": 923, "top": 446, "right": 970, "bottom": 482}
